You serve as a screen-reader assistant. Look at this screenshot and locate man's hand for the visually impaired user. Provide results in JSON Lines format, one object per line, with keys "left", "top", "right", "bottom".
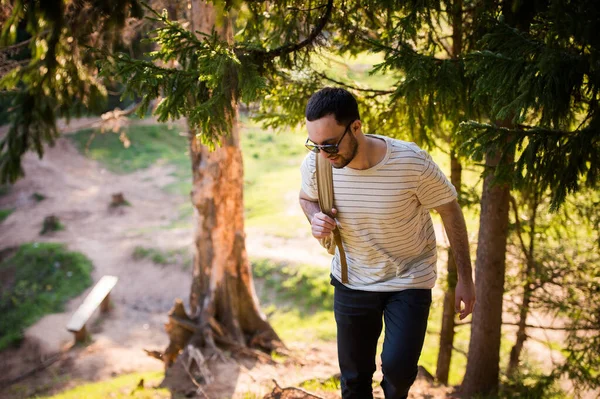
{"left": 455, "top": 278, "right": 476, "bottom": 320}
{"left": 311, "top": 208, "right": 337, "bottom": 239}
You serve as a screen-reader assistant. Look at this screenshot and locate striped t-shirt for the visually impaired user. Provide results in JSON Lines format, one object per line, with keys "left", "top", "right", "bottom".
{"left": 300, "top": 135, "right": 457, "bottom": 292}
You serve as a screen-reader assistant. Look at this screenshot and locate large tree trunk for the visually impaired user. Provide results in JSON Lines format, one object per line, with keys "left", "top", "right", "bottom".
{"left": 436, "top": 152, "right": 462, "bottom": 384}
{"left": 161, "top": 0, "right": 281, "bottom": 369}
{"left": 460, "top": 147, "right": 512, "bottom": 396}
{"left": 461, "top": 2, "right": 535, "bottom": 393}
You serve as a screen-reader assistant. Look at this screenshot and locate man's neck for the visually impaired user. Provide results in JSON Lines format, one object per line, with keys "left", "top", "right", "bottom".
{"left": 347, "top": 135, "right": 387, "bottom": 170}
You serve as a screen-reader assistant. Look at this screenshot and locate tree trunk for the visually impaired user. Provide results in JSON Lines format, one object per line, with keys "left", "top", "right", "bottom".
{"left": 436, "top": 153, "right": 462, "bottom": 384}
{"left": 506, "top": 194, "right": 538, "bottom": 377}
{"left": 507, "top": 283, "right": 531, "bottom": 377}
{"left": 161, "top": 0, "right": 282, "bottom": 368}
{"left": 436, "top": 0, "right": 463, "bottom": 384}
{"left": 461, "top": 2, "right": 535, "bottom": 393}
{"left": 461, "top": 147, "right": 512, "bottom": 396}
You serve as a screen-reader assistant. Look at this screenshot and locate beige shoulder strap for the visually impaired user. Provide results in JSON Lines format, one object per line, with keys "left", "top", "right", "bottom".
{"left": 315, "top": 155, "right": 348, "bottom": 284}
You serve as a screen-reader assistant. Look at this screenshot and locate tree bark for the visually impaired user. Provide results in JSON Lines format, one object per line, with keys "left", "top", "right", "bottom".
{"left": 161, "top": 0, "right": 282, "bottom": 368}
{"left": 461, "top": 147, "right": 512, "bottom": 396}
{"left": 461, "top": 2, "right": 535, "bottom": 393}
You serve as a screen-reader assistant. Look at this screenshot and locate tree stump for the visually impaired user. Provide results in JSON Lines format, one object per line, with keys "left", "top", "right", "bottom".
{"left": 110, "top": 193, "right": 129, "bottom": 207}
{"left": 40, "top": 215, "right": 63, "bottom": 235}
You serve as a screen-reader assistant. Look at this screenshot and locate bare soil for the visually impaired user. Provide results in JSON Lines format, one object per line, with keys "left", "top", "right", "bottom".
{"left": 0, "top": 120, "right": 453, "bottom": 398}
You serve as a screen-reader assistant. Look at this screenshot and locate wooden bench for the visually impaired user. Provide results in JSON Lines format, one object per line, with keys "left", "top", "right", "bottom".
{"left": 66, "top": 275, "right": 118, "bottom": 343}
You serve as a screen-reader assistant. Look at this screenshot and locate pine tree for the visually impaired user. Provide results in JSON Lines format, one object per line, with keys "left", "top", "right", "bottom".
{"left": 459, "top": 1, "right": 600, "bottom": 395}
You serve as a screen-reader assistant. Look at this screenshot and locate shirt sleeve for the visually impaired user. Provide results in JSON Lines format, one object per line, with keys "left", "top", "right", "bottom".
{"left": 300, "top": 152, "right": 318, "bottom": 200}
{"left": 415, "top": 150, "right": 457, "bottom": 209}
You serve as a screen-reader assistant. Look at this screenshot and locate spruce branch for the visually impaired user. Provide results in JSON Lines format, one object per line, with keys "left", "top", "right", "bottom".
{"left": 257, "top": 0, "right": 333, "bottom": 60}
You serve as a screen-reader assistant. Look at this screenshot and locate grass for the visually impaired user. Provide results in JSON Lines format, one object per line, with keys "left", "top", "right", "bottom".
{"left": 32, "top": 192, "right": 46, "bottom": 202}
{"left": 251, "top": 258, "right": 336, "bottom": 342}
{"left": 0, "top": 243, "right": 93, "bottom": 350}
{"left": 300, "top": 375, "right": 341, "bottom": 393}
{"left": 241, "top": 123, "right": 309, "bottom": 237}
{"left": 0, "top": 207, "right": 14, "bottom": 223}
{"left": 70, "top": 124, "right": 192, "bottom": 196}
{"left": 132, "top": 245, "right": 191, "bottom": 269}
{"left": 36, "top": 371, "right": 174, "bottom": 399}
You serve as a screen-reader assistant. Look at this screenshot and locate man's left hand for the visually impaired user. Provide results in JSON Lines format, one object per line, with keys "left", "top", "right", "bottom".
{"left": 455, "top": 279, "right": 476, "bottom": 320}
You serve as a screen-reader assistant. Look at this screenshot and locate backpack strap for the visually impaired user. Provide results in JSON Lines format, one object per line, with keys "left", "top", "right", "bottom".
{"left": 315, "top": 155, "right": 348, "bottom": 284}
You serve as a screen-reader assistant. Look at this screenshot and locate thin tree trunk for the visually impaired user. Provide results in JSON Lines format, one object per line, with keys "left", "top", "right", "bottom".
{"left": 507, "top": 283, "right": 532, "bottom": 377}
{"left": 436, "top": 153, "right": 462, "bottom": 384}
{"left": 506, "top": 194, "right": 538, "bottom": 377}
{"left": 436, "top": 0, "right": 463, "bottom": 384}
{"left": 161, "top": 0, "right": 281, "bottom": 368}
{"left": 461, "top": 145, "right": 512, "bottom": 396}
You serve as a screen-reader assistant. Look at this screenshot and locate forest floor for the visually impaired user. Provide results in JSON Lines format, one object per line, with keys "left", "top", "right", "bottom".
{"left": 0, "top": 118, "right": 453, "bottom": 398}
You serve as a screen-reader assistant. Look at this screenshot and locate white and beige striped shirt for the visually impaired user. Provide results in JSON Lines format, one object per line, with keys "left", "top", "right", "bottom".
{"left": 301, "top": 135, "right": 457, "bottom": 292}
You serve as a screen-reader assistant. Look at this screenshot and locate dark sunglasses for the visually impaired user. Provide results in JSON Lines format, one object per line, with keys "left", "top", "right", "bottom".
{"left": 305, "top": 120, "right": 354, "bottom": 154}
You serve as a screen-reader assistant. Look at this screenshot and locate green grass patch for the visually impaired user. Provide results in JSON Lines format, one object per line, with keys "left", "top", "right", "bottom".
{"left": 132, "top": 246, "right": 191, "bottom": 269}
{"left": 37, "top": 371, "right": 172, "bottom": 399}
{"left": 251, "top": 258, "right": 336, "bottom": 341}
{"left": 241, "top": 121, "right": 309, "bottom": 237}
{"left": 300, "top": 375, "right": 341, "bottom": 393}
{"left": 32, "top": 192, "right": 47, "bottom": 202}
{"left": 0, "top": 243, "right": 93, "bottom": 350}
{"left": 69, "top": 124, "right": 192, "bottom": 196}
{"left": 0, "top": 207, "right": 14, "bottom": 223}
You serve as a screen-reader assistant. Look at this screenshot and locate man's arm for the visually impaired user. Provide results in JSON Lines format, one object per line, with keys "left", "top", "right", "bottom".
{"left": 299, "top": 190, "right": 337, "bottom": 239}
{"left": 434, "top": 199, "right": 476, "bottom": 320}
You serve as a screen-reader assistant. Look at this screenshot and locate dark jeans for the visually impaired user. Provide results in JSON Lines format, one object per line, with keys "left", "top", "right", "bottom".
{"left": 331, "top": 276, "right": 431, "bottom": 399}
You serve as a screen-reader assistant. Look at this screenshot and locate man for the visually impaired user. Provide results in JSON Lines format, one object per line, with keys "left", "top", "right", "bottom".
{"left": 299, "top": 87, "right": 476, "bottom": 399}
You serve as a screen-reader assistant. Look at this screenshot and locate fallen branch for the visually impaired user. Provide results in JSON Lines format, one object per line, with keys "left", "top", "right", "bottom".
{"left": 263, "top": 379, "right": 326, "bottom": 399}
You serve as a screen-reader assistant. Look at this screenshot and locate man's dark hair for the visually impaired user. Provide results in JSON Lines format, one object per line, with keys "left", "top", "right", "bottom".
{"left": 305, "top": 87, "right": 360, "bottom": 125}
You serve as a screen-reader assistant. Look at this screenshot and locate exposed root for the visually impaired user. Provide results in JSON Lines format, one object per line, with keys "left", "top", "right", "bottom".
{"left": 183, "top": 344, "right": 213, "bottom": 385}
{"left": 161, "top": 298, "right": 281, "bottom": 368}
{"left": 143, "top": 349, "right": 163, "bottom": 361}
{"left": 263, "top": 379, "right": 326, "bottom": 399}
{"left": 214, "top": 334, "right": 274, "bottom": 364}
{"left": 163, "top": 299, "right": 194, "bottom": 368}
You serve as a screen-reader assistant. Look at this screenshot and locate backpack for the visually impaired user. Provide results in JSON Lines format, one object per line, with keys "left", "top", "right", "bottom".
{"left": 315, "top": 155, "right": 349, "bottom": 284}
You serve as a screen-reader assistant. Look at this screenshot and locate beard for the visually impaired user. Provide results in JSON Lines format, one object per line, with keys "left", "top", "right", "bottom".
{"left": 329, "top": 132, "right": 358, "bottom": 169}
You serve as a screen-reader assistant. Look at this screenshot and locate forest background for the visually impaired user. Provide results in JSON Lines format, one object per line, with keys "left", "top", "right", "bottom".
{"left": 0, "top": 1, "right": 598, "bottom": 398}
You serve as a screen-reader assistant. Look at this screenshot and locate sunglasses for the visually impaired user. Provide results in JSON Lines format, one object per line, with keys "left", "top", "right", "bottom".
{"left": 305, "top": 120, "right": 355, "bottom": 154}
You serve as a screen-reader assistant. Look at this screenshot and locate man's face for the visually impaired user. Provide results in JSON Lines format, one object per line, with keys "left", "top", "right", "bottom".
{"left": 306, "top": 114, "right": 358, "bottom": 169}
